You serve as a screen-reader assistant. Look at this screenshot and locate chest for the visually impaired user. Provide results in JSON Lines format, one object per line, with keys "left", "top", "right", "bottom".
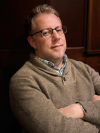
{"left": 35, "top": 72, "right": 95, "bottom": 108}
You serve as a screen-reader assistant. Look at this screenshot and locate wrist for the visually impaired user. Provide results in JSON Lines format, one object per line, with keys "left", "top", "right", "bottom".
{"left": 76, "top": 102, "right": 87, "bottom": 116}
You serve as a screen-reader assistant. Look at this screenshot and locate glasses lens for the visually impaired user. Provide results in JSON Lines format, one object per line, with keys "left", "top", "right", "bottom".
{"left": 56, "top": 26, "right": 63, "bottom": 34}
{"left": 42, "top": 29, "right": 52, "bottom": 38}
{"left": 62, "top": 25, "right": 67, "bottom": 34}
{"left": 56, "top": 25, "right": 67, "bottom": 35}
{"left": 41, "top": 25, "right": 67, "bottom": 38}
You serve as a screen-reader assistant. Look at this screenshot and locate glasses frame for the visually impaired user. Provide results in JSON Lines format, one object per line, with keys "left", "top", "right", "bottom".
{"left": 30, "top": 25, "right": 67, "bottom": 38}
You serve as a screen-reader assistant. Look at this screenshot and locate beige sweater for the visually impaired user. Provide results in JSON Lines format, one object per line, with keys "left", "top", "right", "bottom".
{"left": 9, "top": 53, "right": 100, "bottom": 133}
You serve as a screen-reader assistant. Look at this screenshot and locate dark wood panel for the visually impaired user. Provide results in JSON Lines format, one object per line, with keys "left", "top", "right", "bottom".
{"left": 87, "top": 0, "right": 100, "bottom": 54}
{"left": 47, "top": 0, "right": 87, "bottom": 48}
{"left": 86, "top": 50, "right": 100, "bottom": 55}
{"left": 66, "top": 47, "right": 100, "bottom": 73}
{"left": 85, "top": 55, "right": 100, "bottom": 73}
{"left": 66, "top": 47, "right": 85, "bottom": 62}
{"left": 0, "top": 0, "right": 45, "bottom": 50}
{"left": 0, "top": 50, "right": 30, "bottom": 67}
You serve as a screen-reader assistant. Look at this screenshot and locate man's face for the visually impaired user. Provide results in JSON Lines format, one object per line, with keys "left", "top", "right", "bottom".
{"left": 30, "top": 14, "right": 67, "bottom": 63}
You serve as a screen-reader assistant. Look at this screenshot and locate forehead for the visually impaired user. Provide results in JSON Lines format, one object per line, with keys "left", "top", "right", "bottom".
{"left": 34, "top": 14, "right": 61, "bottom": 30}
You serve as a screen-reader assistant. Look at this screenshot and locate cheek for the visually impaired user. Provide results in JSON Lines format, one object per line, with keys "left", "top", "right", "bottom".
{"left": 35, "top": 39, "right": 45, "bottom": 48}
{"left": 43, "top": 39, "right": 51, "bottom": 48}
{"left": 63, "top": 36, "right": 66, "bottom": 42}
{"left": 62, "top": 37, "right": 66, "bottom": 45}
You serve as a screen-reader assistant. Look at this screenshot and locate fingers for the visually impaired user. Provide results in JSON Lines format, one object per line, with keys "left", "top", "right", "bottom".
{"left": 93, "top": 95, "right": 100, "bottom": 101}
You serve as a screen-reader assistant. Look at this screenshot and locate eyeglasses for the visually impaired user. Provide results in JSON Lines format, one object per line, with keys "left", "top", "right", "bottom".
{"left": 30, "top": 25, "right": 67, "bottom": 38}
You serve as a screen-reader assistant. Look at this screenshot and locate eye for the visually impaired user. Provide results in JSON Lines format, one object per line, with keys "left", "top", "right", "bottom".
{"left": 56, "top": 29, "right": 62, "bottom": 32}
{"left": 43, "top": 31, "right": 49, "bottom": 35}
{"left": 56, "top": 26, "right": 63, "bottom": 33}
{"left": 42, "top": 29, "right": 52, "bottom": 37}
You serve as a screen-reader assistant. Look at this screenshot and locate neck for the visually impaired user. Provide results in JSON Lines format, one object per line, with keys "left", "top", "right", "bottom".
{"left": 36, "top": 54, "right": 64, "bottom": 70}
{"left": 53, "top": 58, "right": 63, "bottom": 70}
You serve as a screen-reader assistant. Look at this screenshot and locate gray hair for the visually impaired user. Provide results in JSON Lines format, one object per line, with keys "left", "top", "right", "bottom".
{"left": 24, "top": 4, "right": 61, "bottom": 36}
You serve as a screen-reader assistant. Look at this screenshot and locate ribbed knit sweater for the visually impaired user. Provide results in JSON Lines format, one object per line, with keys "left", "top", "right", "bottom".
{"left": 9, "top": 53, "right": 100, "bottom": 133}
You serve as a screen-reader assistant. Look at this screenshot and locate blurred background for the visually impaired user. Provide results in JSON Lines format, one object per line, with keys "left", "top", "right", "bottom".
{"left": 0, "top": 0, "right": 100, "bottom": 132}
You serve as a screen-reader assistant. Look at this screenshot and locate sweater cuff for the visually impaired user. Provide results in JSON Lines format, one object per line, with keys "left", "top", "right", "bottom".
{"left": 76, "top": 102, "right": 87, "bottom": 116}
{"left": 80, "top": 101, "right": 100, "bottom": 125}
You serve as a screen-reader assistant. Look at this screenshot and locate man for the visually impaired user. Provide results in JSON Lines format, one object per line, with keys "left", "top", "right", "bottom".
{"left": 9, "top": 4, "right": 100, "bottom": 133}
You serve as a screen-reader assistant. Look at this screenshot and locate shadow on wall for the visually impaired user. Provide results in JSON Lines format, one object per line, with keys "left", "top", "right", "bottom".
{"left": 0, "top": 33, "right": 32, "bottom": 133}
{"left": 0, "top": 67, "right": 21, "bottom": 133}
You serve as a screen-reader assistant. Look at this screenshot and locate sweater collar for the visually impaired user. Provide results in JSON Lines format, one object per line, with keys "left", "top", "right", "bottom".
{"left": 38, "top": 54, "right": 67, "bottom": 75}
{"left": 29, "top": 52, "right": 76, "bottom": 84}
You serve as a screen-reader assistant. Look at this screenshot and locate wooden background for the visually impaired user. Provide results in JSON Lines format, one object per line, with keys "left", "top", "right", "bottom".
{"left": 0, "top": 0, "right": 100, "bottom": 132}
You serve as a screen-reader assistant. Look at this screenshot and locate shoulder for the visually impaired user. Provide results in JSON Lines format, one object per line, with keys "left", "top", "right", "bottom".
{"left": 67, "top": 58, "right": 100, "bottom": 78}
{"left": 9, "top": 61, "right": 40, "bottom": 92}
{"left": 68, "top": 58, "right": 95, "bottom": 75}
{"left": 11, "top": 61, "right": 35, "bottom": 80}
{"left": 68, "top": 58, "right": 86, "bottom": 68}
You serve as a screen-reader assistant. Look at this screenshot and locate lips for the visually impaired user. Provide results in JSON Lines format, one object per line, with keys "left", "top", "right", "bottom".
{"left": 51, "top": 44, "right": 63, "bottom": 49}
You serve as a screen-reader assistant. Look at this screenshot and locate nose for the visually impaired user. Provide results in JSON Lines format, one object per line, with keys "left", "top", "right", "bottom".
{"left": 52, "top": 29, "right": 60, "bottom": 40}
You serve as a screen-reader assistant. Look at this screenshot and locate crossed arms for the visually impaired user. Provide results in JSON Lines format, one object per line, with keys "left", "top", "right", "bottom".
{"left": 9, "top": 62, "right": 100, "bottom": 133}
{"left": 58, "top": 95, "right": 100, "bottom": 119}
{"left": 9, "top": 78, "right": 100, "bottom": 133}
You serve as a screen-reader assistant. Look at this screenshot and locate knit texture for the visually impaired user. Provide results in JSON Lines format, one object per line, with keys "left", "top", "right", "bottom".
{"left": 9, "top": 53, "right": 100, "bottom": 133}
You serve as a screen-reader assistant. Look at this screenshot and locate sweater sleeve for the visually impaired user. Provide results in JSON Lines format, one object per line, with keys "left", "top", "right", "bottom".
{"left": 85, "top": 64, "right": 100, "bottom": 92}
{"left": 9, "top": 76, "right": 99, "bottom": 133}
{"left": 80, "top": 64, "right": 100, "bottom": 126}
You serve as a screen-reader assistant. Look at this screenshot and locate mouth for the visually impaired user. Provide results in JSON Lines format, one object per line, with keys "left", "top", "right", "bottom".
{"left": 51, "top": 44, "right": 63, "bottom": 49}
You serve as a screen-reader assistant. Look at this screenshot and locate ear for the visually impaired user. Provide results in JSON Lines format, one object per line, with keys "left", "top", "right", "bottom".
{"left": 27, "top": 36, "right": 37, "bottom": 49}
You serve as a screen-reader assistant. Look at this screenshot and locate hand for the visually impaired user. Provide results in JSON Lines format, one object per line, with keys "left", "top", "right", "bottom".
{"left": 58, "top": 104, "right": 84, "bottom": 119}
{"left": 93, "top": 95, "right": 100, "bottom": 101}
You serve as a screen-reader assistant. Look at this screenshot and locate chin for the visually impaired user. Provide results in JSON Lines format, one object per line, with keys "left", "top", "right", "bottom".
{"left": 56, "top": 52, "right": 65, "bottom": 57}
{"left": 54, "top": 54, "right": 64, "bottom": 60}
